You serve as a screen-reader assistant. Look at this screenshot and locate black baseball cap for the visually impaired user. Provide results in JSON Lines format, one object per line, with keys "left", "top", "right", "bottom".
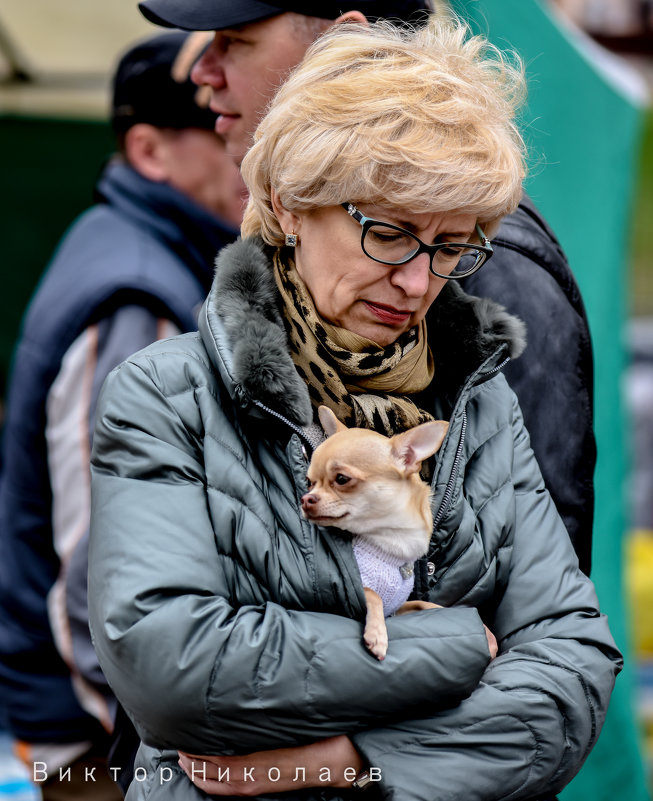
{"left": 111, "top": 31, "right": 217, "bottom": 133}
{"left": 139, "top": 0, "right": 430, "bottom": 32}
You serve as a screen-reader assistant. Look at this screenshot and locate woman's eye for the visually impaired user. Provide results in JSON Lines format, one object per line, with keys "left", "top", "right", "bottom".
{"left": 439, "top": 246, "right": 463, "bottom": 259}
{"left": 335, "top": 474, "right": 351, "bottom": 486}
{"left": 371, "top": 231, "right": 401, "bottom": 243}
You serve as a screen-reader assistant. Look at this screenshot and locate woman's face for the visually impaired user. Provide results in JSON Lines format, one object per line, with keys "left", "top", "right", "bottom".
{"left": 282, "top": 202, "right": 478, "bottom": 347}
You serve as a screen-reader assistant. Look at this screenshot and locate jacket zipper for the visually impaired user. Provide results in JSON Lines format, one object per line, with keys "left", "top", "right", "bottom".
{"left": 427, "top": 352, "right": 509, "bottom": 560}
{"left": 475, "top": 355, "right": 510, "bottom": 383}
{"left": 431, "top": 407, "right": 467, "bottom": 534}
{"left": 250, "top": 397, "right": 315, "bottom": 456}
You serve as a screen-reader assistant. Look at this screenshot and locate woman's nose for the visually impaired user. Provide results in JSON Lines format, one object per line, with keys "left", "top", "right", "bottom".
{"left": 390, "top": 252, "right": 432, "bottom": 297}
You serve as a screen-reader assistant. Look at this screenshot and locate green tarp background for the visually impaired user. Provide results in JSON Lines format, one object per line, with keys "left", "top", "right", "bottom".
{"left": 451, "top": 0, "right": 649, "bottom": 798}
{"left": 0, "top": 117, "right": 114, "bottom": 395}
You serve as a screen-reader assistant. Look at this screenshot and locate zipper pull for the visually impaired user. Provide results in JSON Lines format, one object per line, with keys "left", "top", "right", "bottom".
{"left": 234, "top": 383, "right": 251, "bottom": 410}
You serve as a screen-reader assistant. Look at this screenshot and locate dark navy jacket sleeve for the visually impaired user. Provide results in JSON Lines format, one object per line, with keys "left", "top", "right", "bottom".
{"left": 466, "top": 196, "right": 595, "bottom": 575}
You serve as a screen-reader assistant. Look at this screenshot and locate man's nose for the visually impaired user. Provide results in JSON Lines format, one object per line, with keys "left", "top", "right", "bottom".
{"left": 390, "top": 252, "right": 432, "bottom": 297}
{"left": 191, "top": 38, "right": 226, "bottom": 89}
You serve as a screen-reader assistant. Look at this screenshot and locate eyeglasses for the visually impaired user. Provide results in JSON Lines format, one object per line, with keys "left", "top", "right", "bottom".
{"left": 342, "top": 202, "right": 493, "bottom": 279}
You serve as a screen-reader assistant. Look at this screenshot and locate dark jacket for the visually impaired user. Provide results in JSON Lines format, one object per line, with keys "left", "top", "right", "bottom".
{"left": 465, "top": 196, "right": 595, "bottom": 574}
{"left": 88, "top": 236, "right": 621, "bottom": 801}
{"left": 0, "top": 161, "right": 236, "bottom": 743}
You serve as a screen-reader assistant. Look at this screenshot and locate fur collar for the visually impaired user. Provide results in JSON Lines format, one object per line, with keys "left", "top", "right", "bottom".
{"left": 210, "top": 237, "right": 526, "bottom": 426}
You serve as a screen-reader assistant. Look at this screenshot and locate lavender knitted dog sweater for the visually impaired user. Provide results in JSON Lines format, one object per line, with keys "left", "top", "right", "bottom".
{"left": 352, "top": 536, "right": 415, "bottom": 617}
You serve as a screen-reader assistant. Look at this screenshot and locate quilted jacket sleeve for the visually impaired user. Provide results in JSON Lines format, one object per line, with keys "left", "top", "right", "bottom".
{"left": 88, "top": 353, "right": 493, "bottom": 755}
{"left": 351, "top": 394, "right": 622, "bottom": 800}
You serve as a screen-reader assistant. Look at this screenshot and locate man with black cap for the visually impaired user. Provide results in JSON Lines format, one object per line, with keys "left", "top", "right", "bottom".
{"left": 141, "top": 0, "right": 428, "bottom": 165}
{"left": 138, "top": 0, "right": 596, "bottom": 575}
{"left": 0, "top": 31, "right": 244, "bottom": 800}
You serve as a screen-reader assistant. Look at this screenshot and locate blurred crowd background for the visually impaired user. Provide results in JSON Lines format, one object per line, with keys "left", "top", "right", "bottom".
{"left": 0, "top": 0, "right": 652, "bottom": 798}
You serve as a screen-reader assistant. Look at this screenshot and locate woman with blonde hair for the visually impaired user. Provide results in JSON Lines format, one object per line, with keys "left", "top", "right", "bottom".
{"left": 88, "top": 16, "right": 620, "bottom": 801}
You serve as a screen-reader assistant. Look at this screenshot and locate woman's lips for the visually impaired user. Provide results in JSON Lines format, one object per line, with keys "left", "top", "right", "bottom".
{"left": 363, "top": 301, "right": 412, "bottom": 325}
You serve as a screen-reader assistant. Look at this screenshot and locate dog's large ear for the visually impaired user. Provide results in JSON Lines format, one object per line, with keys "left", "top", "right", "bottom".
{"left": 390, "top": 420, "right": 449, "bottom": 476}
{"left": 318, "top": 405, "right": 348, "bottom": 438}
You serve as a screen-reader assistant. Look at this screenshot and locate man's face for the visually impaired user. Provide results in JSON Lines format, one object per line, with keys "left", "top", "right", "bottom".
{"left": 191, "top": 14, "right": 320, "bottom": 164}
{"left": 160, "top": 129, "right": 248, "bottom": 226}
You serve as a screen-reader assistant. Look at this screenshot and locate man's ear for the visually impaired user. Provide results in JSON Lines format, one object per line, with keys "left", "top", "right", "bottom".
{"left": 124, "top": 124, "right": 171, "bottom": 183}
{"left": 333, "top": 10, "right": 368, "bottom": 25}
{"left": 390, "top": 421, "right": 449, "bottom": 476}
{"left": 318, "top": 405, "right": 349, "bottom": 438}
{"left": 270, "top": 187, "right": 301, "bottom": 238}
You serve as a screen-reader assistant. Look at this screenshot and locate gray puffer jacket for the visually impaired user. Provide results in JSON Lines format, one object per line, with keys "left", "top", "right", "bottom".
{"left": 89, "top": 238, "right": 621, "bottom": 801}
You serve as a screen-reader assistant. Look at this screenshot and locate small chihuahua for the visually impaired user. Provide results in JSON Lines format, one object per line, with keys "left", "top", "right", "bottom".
{"left": 301, "top": 406, "right": 449, "bottom": 660}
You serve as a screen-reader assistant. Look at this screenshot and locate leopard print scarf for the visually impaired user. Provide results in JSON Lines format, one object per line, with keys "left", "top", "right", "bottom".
{"left": 273, "top": 249, "right": 435, "bottom": 435}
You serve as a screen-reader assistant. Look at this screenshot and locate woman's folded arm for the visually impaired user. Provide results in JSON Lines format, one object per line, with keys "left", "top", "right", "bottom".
{"left": 89, "top": 358, "right": 491, "bottom": 754}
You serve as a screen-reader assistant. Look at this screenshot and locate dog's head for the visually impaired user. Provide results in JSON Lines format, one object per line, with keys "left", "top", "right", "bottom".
{"left": 301, "top": 406, "right": 448, "bottom": 537}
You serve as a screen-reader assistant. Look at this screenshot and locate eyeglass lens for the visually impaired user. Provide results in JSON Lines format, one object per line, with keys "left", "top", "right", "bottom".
{"left": 363, "top": 223, "right": 483, "bottom": 277}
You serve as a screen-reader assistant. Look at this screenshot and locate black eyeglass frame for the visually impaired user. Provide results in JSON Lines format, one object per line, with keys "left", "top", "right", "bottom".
{"left": 341, "top": 202, "right": 493, "bottom": 279}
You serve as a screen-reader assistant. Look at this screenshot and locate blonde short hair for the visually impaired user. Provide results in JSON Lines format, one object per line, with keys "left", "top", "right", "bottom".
{"left": 241, "top": 14, "right": 527, "bottom": 245}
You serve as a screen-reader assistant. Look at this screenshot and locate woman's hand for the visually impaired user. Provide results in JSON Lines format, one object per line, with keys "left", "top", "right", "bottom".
{"left": 178, "top": 735, "right": 364, "bottom": 796}
{"left": 484, "top": 625, "right": 498, "bottom": 658}
{"left": 395, "top": 600, "right": 443, "bottom": 614}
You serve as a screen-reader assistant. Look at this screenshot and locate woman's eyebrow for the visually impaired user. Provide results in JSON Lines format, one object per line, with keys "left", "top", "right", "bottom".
{"left": 391, "top": 217, "right": 473, "bottom": 240}
{"left": 437, "top": 231, "right": 474, "bottom": 239}
{"left": 371, "top": 208, "right": 474, "bottom": 240}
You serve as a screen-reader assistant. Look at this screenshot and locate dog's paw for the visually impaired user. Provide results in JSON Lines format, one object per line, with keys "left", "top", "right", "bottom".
{"left": 363, "top": 622, "right": 388, "bottom": 661}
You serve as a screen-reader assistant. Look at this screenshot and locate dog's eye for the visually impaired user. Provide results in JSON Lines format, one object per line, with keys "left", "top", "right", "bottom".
{"left": 335, "top": 474, "right": 351, "bottom": 486}
{"left": 306, "top": 478, "right": 315, "bottom": 489}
